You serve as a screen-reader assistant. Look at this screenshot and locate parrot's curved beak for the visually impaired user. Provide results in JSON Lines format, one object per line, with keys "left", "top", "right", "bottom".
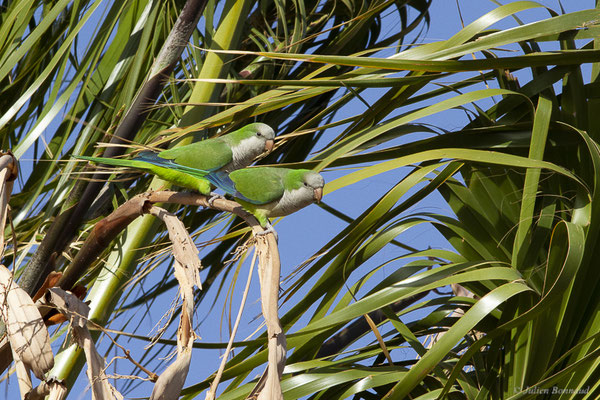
{"left": 314, "top": 187, "right": 323, "bottom": 203}
{"left": 265, "top": 139, "right": 275, "bottom": 153}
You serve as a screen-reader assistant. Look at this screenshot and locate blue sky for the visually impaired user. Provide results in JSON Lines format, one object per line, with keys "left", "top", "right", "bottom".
{"left": 3, "top": 0, "right": 592, "bottom": 398}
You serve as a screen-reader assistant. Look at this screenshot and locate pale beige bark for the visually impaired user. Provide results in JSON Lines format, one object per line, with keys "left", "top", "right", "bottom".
{"left": 149, "top": 206, "right": 200, "bottom": 400}
{"left": 44, "top": 288, "right": 123, "bottom": 400}
{"left": 0, "top": 266, "right": 54, "bottom": 382}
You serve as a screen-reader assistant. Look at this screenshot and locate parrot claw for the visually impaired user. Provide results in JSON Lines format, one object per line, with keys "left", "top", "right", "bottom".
{"left": 254, "top": 222, "right": 278, "bottom": 242}
{"left": 207, "top": 192, "right": 224, "bottom": 207}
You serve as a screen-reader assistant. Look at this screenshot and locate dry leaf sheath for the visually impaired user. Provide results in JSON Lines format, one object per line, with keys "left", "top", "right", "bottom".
{"left": 0, "top": 266, "right": 54, "bottom": 380}
{"left": 54, "top": 191, "right": 285, "bottom": 399}
{"left": 148, "top": 206, "right": 200, "bottom": 400}
{"left": 44, "top": 288, "right": 123, "bottom": 400}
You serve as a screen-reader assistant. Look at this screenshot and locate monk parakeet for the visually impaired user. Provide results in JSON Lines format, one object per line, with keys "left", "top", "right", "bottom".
{"left": 76, "top": 123, "right": 275, "bottom": 195}
{"left": 207, "top": 167, "right": 324, "bottom": 229}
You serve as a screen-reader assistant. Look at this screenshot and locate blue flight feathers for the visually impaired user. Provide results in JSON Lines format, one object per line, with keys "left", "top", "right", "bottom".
{"left": 205, "top": 171, "right": 263, "bottom": 205}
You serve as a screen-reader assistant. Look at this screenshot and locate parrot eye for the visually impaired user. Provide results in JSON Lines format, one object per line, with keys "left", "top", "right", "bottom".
{"left": 303, "top": 182, "right": 308, "bottom": 187}
{"left": 257, "top": 132, "right": 262, "bottom": 137}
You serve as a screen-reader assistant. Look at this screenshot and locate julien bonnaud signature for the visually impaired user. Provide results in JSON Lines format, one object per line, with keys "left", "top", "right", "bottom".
{"left": 515, "top": 386, "right": 590, "bottom": 395}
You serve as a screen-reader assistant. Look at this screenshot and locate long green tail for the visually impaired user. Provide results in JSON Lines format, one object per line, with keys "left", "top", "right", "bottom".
{"left": 75, "top": 154, "right": 210, "bottom": 180}
{"left": 75, "top": 155, "right": 154, "bottom": 171}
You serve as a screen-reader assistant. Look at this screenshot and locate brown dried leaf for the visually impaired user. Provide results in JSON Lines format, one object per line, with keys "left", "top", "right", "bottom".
{"left": 148, "top": 207, "right": 199, "bottom": 400}
{"left": 46, "top": 383, "right": 68, "bottom": 400}
{"left": 149, "top": 262, "right": 195, "bottom": 400}
{"left": 150, "top": 208, "right": 202, "bottom": 290}
{"left": 11, "top": 345, "right": 33, "bottom": 398}
{"left": 452, "top": 283, "right": 475, "bottom": 299}
{"left": 0, "top": 169, "right": 8, "bottom": 257}
{"left": 0, "top": 153, "right": 17, "bottom": 259}
{"left": 25, "top": 379, "right": 67, "bottom": 400}
{"left": 148, "top": 331, "right": 193, "bottom": 400}
{"left": 0, "top": 337, "right": 11, "bottom": 380}
{"left": 255, "top": 236, "right": 285, "bottom": 400}
{"left": 32, "top": 271, "right": 62, "bottom": 303}
{"left": 0, "top": 265, "right": 54, "bottom": 380}
{"left": 205, "top": 250, "right": 258, "bottom": 400}
{"left": 426, "top": 284, "right": 479, "bottom": 349}
{"left": 46, "top": 288, "right": 123, "bottom": 400}
{"left": 256, "top": 332, "right": 286, "bottom": 400}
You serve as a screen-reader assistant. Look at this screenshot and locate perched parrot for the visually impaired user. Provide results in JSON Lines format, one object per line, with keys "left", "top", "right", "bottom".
{"left": 76, "top": 123, "right": 275, "bottom": 195}
{"left": 207, "top": 167, "right": 325, "bottom": 229}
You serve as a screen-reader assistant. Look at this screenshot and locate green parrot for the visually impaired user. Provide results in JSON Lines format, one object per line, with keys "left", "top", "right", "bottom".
{"left": 76, "top": 123, "right": 275, "bottom": 195}
{"left": 207, "top": 167, "right": 324, "bottom": 230}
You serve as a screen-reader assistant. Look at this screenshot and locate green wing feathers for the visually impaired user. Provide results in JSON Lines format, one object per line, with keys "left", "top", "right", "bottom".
{"left": 158, "top": 139, "right": 232, "bottom": 171}
{"left": 229, "top": 167, "right": 286, "bottom": 204}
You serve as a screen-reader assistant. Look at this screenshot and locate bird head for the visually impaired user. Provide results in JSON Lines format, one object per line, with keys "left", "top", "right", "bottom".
{"left": 302, "top": 171, "right": 325, "bottom": 203}
{"left": 237, "top": 122, "right": 275, "bottom": 153}
{"left": 228, "top": 123, "right": 276, "bottom": 169}
{"left": 253, "top": 123, "right": 275, "bottom": 153}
